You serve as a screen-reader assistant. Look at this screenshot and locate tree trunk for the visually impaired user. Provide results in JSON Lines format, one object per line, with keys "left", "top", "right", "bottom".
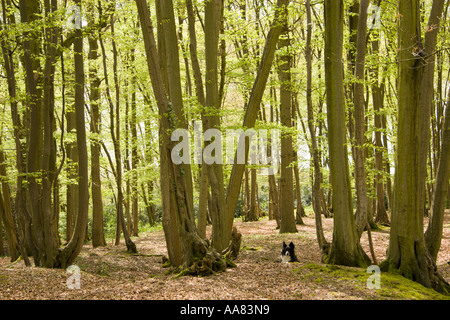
{"left": 20, "top": 0, "right": 45, "bottom": 265}
{"left": 111, "top": 11, "right": 136, "bottom": 253}
{"left": 294, "top": 165, "right": 305, "bottom": 224}
{"left": 88, "top": 0, "right": 106, "bottom": 248}
{"left": 0, "top": 144, "right": 20, "bottom": 261}
{"left": 0, "top": 3, "right": 22, "bottom": 262}
{"left": 66, "top": 79, "right": 78, "bottom": 243}
{"left": 247, "top": 168, "right": 259, "bottom": 221}
{"left": 185, "top": 0, "right": 209, "bottom": 241}
{"left": 130, "top": 56, "right": 139, "bottom": 238}
{"left": 323, "top": 0, "right": 370, "bottom": 267}
{"left": 3, "top": 0, "right": 31, "bottom": 266}
{"left": 204, "top": 0, "right": 229, "bottom": 251}
{"left": 268, "top": 97, "right": 279, "bottom": 223}
{"left": 278, "top": 13, "right": 297, "bottom": 234}
{"left": 225, "top": 0, "right": 289, "bottom": 244}
{"left": 370, "top": 38, "right": 390, "bottom": 226}
{"left": 158, "top": 0, "right": 195, "bottom": 216}
{"left": 98, "top": 5, "right": 136, "bottom": 252}
{"left": 197, "top": 166, "right": 209, "bottom": 239}
{"left": 56, "top": 0, "right": 90, "bottom": 268}
{"left": 425, "top": 92, "right": 450, "bottom": 261}
{"left": 352, "top": 0, "right": 370, "bottom": 238}
{"left": 418, "top": 0, "right": 446, "bottom": 223}
{"left": 305, "top": 0, "right": 329, "bottom": 257}
{"left": 19, "top": 0, "right": 62, "bottom": 267}
{"left": 381, "top": 0, "right": 450, "bottom": 295}
{"left": 381, "top": 106, "right": 393, "bottom": 214}
{"left": 135, "top": 0, "right": 228, "bottom": 274}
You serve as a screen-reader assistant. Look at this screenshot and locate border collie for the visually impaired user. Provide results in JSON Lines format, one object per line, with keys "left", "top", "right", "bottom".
{"left": 281, "top": 241, "right": 299, "bottom": 263}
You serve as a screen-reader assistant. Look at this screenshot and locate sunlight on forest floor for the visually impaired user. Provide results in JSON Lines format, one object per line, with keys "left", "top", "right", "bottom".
{"left": 1, "top": 212, "right": 450, "bottom": 300}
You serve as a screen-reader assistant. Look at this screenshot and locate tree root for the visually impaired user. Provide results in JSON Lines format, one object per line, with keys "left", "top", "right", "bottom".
{"left": 221, "top": 227, "right": 242, "bottom": 261}
{"left": 165, "top": 229, "right": 241, "bottom": 277}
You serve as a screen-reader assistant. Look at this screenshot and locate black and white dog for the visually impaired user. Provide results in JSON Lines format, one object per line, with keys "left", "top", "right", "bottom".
{"left": 281, "top": 241, "right": 299, "bottom": 263}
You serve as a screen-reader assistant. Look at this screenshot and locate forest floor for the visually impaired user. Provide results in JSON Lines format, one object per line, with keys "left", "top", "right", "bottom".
{"left": 1, "top": 211, "right": 450, "bottom": 300}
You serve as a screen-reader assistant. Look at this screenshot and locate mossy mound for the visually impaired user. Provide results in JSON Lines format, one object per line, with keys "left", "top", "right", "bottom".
{"left": 295, "top": 263, "right": 450, "bottom": 300}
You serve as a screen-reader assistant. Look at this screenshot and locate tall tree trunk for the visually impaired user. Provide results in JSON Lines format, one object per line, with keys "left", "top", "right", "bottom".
{"left": 135, "top": 0, "right": 227, "bottom": 274}
{"left": 418, "top": 0, "right": 446, "bottom": 223}
{"left": 225, "top": 0, "right": 289, "bottom": 244}
{"left": 159, "top": 0, "right": 195, "bottom": 212}
{"left": 65, "top": 69, "right": 78, "bottom": 242}
{"left": 185, "top": 0, "right": 210, "bottom": 240}
{"left": 305, "top": 0, "right": 329, "bottom": 257}
{"left": 197, "top": 166, "right": 209, "bottom": 239}
{"left": 0, "top": 142, "right": 19, "bottom": 261}
{"left": 88, "top": 1, "right": 106, "bottom": 248}
{"left": 0, "top": 1, "right": 23, "bottom": 262}
{"left": 425, "top": 92, "right": 450, "bottom": 261}
{"left": 370, "top": 38, "right": 390, "bottom": 225}
{"left": 278, "top": 11, "right": 297, "bottom": 234}
{"left": 294, "top": 165, "right": 305, "bottom": 224}
{"left": 323, "top": 0, "right": 370, "bottom": 267}
{"left": 268, "top": 96, "right": 279, "bottom": 223}
{"left": 381, "top": 102, "right": 393, "bottom": 214}
{"left": 97, "top": 2, "right": 136, "bottom": 252}
{"left": 2, "top": 0, "right": 31, "bottom": 266}
{"left": 56, "top": 0, "right": 89, "bottom": 268}
{"left": 130, "top": 49, "right": 139, "bottom": 238}
{"left": 20, "top": 0, "right": 46, "bottom": 266}
{"left": 20, "top": 0, "right": 63, "bottom": 267}
{"left": 247, "top": 168, "right": 259, "bottom": 221}
{"left": 111, "top": 10, "right": 136, "bottom": 253}
{"left": 204, "top": 0, "right": 229, "bottom": 251}
{"left": 352, "top": 0, "right": 370, "bottom": 238}
{"left": 382, "top": 0, "right": 450, "bottom": 295}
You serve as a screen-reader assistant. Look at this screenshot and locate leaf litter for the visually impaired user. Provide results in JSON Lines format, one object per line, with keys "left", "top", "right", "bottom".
{"left": 1, "top": 213, "right": 450, "bottom": 300}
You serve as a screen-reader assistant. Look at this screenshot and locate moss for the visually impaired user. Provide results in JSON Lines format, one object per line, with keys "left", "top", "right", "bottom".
{"left": 241, "top": 245, "right": 261, "bottom": 251}
{"left": 376, "top": 271, "right": 448, "bottom": 300}
{"left": 96, "top": 263, "right": 111, "bottom": 277}
{"left": 294, "top": 262, "right": 450, "bottom": 300}
{"left": 224, "top": 257, "right": 237, "bottom": 268}
{"left": 0, "top": 275, "right": 8, "bottom": 284}
{"left": 162, "top": 256, "right": 171, "bottom": 268}
{"left": 314, "top": 277, "right": 325, "bottom": 283}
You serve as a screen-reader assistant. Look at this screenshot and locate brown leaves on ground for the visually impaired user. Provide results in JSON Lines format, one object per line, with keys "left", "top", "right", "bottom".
{"left": 1, "top": 213, "right": 450, "bottom": 300}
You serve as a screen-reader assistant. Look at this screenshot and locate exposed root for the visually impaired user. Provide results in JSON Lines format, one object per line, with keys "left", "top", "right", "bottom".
{"left": 221, "top": 227, "right": 242, "bottom": 260}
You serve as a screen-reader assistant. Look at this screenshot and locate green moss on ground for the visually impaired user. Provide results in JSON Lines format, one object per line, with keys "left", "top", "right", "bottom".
{"left": 295, "top": 263, "right": 450, "bottom": 300}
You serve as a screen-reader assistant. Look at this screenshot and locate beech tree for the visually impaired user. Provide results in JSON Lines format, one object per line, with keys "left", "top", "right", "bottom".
{"left": 203, "top": 0, "right": 229, "bottom": 252}
{"left": 323, "top": 0, "right": 370, "bottom": 267}
{"left": 224, "top": 0, "right": 290, "bottom": 245}
{"left": 135, "top": 0, "right": 228, "bottom": 273}
{"left": 277, "top": 3, "right": 297, "bottom": 234}
{"left": 305, "top": 0, "right": 328, "bottom": 258}
{"left": 425, "top": 99, "right": 450, "bottom": 261}
{"left": 352, "top": 0, "right": 370, "bottom": 238}
{"left": 87, "top": 0, "right": 106, "bottom": 248}
{"left": 381, "top": 0, "right": 450, "bottom": 294}
{"left": 13, "top": 0, "right": 89, "bottom": 268}
{"left": 0, "top": 1, "right": 449, "bottom": 300}
{"left": 0, "top": 0, "right": 21, "bottom": 263}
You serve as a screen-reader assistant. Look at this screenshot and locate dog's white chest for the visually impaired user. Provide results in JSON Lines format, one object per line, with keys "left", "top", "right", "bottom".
{"left": 281, "top": 254, "right": 291, "bottom": 263}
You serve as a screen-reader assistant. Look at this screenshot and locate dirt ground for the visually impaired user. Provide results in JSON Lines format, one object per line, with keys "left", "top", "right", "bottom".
{"left": 1, "top": 213, "right": 450, "bottom": 300}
